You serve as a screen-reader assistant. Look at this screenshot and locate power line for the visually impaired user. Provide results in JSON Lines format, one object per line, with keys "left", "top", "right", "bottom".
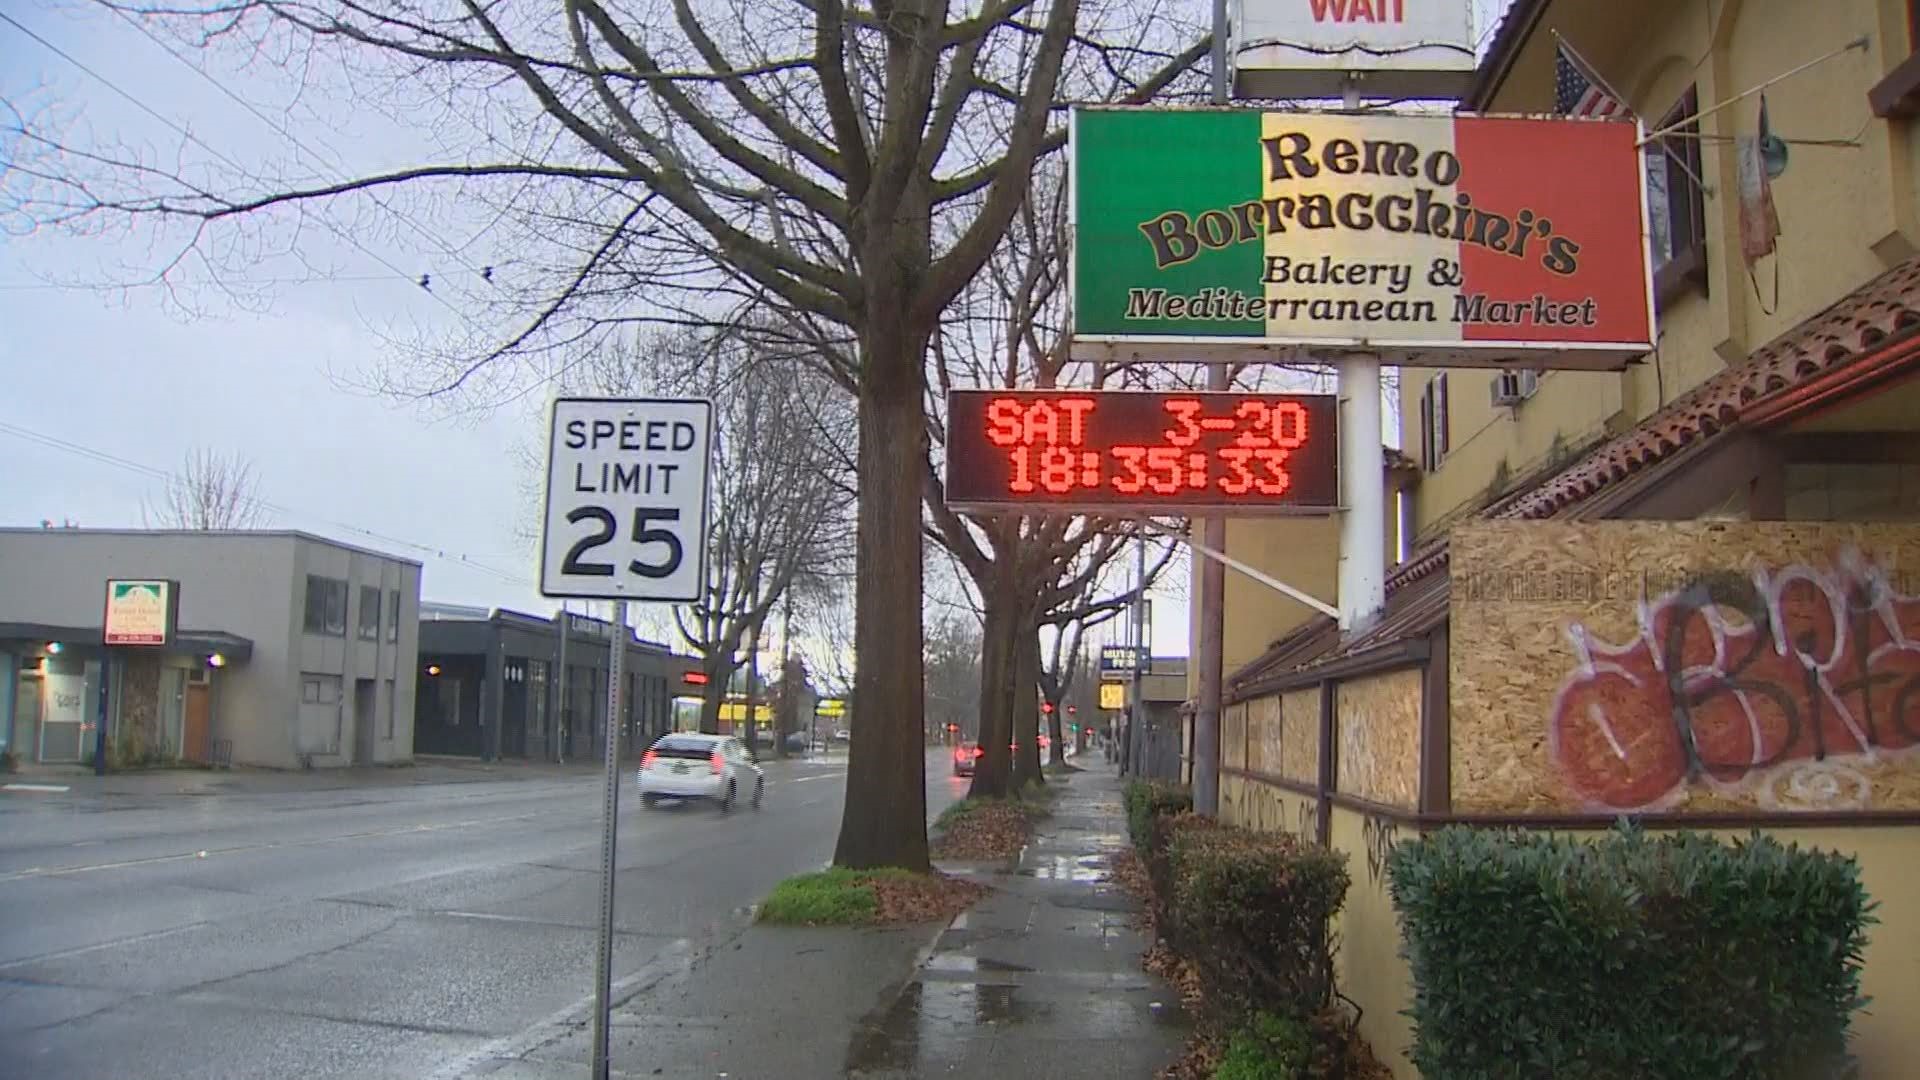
{"left": 0, "top": 418, "right": 534, "bottom": 589}
{"left": 0, "top": 274, "right": 399, "bottom": 292}
{"left": 0, "top": 9, "right": 467, "bottom": 318}
{"left": 107, "top": 9, "right": 510, "bottom": 297}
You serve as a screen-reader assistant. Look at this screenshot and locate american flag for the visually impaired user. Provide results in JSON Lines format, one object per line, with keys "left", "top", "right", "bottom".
{"left": 1555, "top": 43, "right": 1626, "bottom": 118}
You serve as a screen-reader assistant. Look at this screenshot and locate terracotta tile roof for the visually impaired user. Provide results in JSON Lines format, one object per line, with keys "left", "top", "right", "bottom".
{"left": 1496, "top": 255, "right": 1920, "bottom": 522}
{"left": 1225, "top": 254, "right": 1920, "bottom": 693}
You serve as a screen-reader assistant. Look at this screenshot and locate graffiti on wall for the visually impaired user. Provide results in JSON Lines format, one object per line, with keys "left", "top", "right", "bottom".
{"left": 1550, "top": 549, "right": 1920, "bottom": 812}
{"left": 1362, "top": 813, "right": 1400, "bottom": 886}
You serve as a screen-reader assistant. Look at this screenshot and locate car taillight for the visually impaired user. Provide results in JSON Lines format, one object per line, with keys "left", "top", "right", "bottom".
{"left": 973, "top": 747, "right": 985, "bottom": 758}
{"left": 953, "top": 747, "right": 967, "bottom": 761}
{"left": 709, "top": 752, "right": 724, "bottom": 774}
{"left": 642, "top": 750, "right": 658, "bottom": 769}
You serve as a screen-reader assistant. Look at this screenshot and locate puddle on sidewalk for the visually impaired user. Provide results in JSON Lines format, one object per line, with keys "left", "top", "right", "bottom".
{"left": 925, "top": 953, "right": 1034, "bottom": 974}
{"left": 846, "top": 979, "right": 1051, "bottom": 1073}
{"left": 1016, "top": 853, "right": 1114, "bottom": 882}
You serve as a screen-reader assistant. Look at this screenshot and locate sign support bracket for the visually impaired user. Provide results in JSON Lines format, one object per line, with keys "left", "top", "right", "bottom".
{"left": 1137, "top": 518, "right": 1339, "bottom": 619}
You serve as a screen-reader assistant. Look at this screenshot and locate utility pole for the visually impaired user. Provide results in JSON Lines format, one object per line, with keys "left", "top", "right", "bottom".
{"left": 775, "top": 588, "right": 795, "bottom": 758}
{"left": 1189, "top": 0, "right": 1230, "bottom": 814}
{"left": 1129, "top": 534, "right": 1147, "bottom": 777}
{"left": 743, "top": 619, "right": 762, "bottom": 757}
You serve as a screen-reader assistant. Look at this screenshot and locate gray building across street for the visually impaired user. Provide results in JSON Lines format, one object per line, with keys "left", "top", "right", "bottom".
{"left": 0, "top": 528, "right": 421, "bottom": 770}
{"left": 416, "top": 603, "right": 699, "bottom": 762}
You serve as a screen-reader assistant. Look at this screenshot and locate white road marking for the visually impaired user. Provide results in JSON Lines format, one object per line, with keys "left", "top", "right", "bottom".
{"left": 0, "top": 809, "right": 560, "bottom": 883}
{"left": 3, "top": 783, "right": 72, "bottom": 793}
{"left": 0, "top": 920, "right": 212, "bottom": 971}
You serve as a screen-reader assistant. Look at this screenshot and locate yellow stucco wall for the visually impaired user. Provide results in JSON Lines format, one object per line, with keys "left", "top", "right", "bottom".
{"left": 1405, "top": 0, "right": 1917, "bottom": 536}
{"left": 1191, "top": 515, "right": 1340, "bottom": 698}
{"left": 1226, "top": 780, "right": 1920, "bottom": 1080}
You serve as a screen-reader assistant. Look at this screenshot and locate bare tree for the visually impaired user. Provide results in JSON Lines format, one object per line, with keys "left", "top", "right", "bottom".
{"left": 144, "top": 447, "right": 267, "bottom": 530}
{"left": 13, "top": 0, "right": 1209, "bottom": 868}
{"left": 925, "top": 612, "right": 983, "bottom": 740}
{"left": 575, "top": 327, "right": 851, "bottom": 748}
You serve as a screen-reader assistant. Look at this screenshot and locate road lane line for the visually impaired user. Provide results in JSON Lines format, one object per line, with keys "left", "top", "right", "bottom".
{"left": 2, "top": 783, "right": 72, "bottom": 793}
{"left": 0, "top": 808, "right": 568, "bottom": 883}
{"left": 0, "top": 920, "right": 212, "bottom": 971}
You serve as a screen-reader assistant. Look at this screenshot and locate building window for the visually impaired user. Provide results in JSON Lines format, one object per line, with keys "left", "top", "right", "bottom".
{"left": 1418, "top": 373, "right": 1450, "bottom": 471}
{"left": 301, "top": 674, "right": 340, "bottom": 705}
{"left": 1784, "top": 463, "right": 1920, "bottom": 521}
{"left": 303, "top": 575, "right": 347, "bottom": 637}
{"left": 1647, "top": 86, "right": 1707, "bottom": 301}
{"left": 386, "top": 589, "right": 400, "bottom": 642}
{"left": 358, "top": 586, "right": 382, "bottom": 640}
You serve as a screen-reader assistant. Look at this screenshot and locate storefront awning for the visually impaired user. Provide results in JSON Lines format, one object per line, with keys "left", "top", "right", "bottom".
{"left": 0, "top": 622, "right": 254, "bottom": 663}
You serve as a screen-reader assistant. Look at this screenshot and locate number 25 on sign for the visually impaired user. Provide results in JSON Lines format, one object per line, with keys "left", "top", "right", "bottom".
{"left": 540, "top": 397, "right": 715, "bottom": 603}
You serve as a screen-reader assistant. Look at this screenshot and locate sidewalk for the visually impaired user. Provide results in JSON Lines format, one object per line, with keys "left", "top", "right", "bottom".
{"left": 448, "top": 762, "right": 1185, "bottom": 1079}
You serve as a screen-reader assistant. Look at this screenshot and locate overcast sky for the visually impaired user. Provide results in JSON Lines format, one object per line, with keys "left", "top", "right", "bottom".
{"left": 1, "top": 1, "right": 1511, "bottom": 663}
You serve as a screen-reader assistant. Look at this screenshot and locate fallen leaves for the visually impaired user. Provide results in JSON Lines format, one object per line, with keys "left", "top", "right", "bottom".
{"left": 866, "top": 871, "right": 991, "bottom": 925}
{"left": 930, "top": 799, "right": 1039, "bottom": 860}
{"left": 1110, "top": 848, "right": 1150, "bottom": 900}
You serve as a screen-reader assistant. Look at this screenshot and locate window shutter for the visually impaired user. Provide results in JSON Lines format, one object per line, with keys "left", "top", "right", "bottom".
{"left": 1435, "top": 374, "right": 1451, "bottom": 457}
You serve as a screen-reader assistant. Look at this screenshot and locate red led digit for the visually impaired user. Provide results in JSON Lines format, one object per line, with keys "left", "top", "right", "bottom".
{"left": 1234, "top": 400, "right": 1272, "bottom": 448}
{"left": 1008, "top": 446, "right": 1036, "bottom": 492}
{"left": 986, "top": 398, "right": 1023, "bottom": 447}
{"left": 1059, "top": 397, "right": 1096, "bottom": 446}
{"left": 1218, "top": 448, "right": 1254, "bottom": 495}
{"left": 1146, "top": 447, "right": 1182, "bottom": 494}
{"left": 1111, "top": 446, "right": 1148, "bottom": 494}
{"left": 1185, "top": 453, "right": 1207, "bottom": 489}
{"left": 1162, "top": 399, "right": 1202, "bottom": 447}
{"left": 1254, "top": 448, "right": 1292, "bottom": 495}
{"left": 1272, "top": 402, "right": 1309, "bottom": 449}
{"left": 1040, "top": 446, "right": 1076, "bottom": 493}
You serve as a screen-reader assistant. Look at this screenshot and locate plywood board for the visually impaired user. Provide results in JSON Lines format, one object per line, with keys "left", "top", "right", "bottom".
{"left": 1223, "top": 702, "right": 1247, "bottom": 769}
{"left": 1451, "top": 521, "right": 1920, "bottom": 813}
{"left": 1247, "top": 694, "right": 1283, "bottom": 774}
{"left": 1281, "top": 686, "right": 1322, "bottom": 783}
{"left": 1337, "top": 669, "right": 1423, "bottom": 809}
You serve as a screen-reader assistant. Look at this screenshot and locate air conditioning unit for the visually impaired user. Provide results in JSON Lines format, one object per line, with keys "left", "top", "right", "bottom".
{"left": 1491, "top": 370, "right": 1538, "bottom": 407}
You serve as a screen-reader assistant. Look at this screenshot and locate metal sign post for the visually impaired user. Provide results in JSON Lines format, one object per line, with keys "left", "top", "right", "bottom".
{"left": 538, "top": 396, "right": 714, "bottom": 1080}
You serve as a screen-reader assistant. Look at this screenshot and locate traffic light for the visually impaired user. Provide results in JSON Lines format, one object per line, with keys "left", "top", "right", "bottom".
{"left": 1066, "top": 705, "right": 1077, "bottom": 715}
{"left": 1041, "top": 701, "right": 1055, "bottom": 714}
{"left": 946, "top": 723, "right": 959, "bottom": 732}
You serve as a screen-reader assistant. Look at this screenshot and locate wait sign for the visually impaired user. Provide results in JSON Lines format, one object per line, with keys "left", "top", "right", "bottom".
{"left": 539, "top": 397, "right": 714, "bottom": 602}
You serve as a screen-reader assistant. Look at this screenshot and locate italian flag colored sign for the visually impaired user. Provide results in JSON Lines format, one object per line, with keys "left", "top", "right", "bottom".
{"left": 1070, "top": 108, "right": 1655, "bottom": 368}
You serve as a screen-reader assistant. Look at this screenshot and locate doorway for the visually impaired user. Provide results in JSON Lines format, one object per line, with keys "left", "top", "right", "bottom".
{"left": 353, "top": 678, "right": 377, "bottom": 765}
{"left": 184, "top": 679, "right": 212, "bottom": 764}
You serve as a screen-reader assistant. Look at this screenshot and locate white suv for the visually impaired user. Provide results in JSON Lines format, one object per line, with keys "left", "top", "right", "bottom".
{"left": 638, "top": 733, "right": 764, "bottom": 812}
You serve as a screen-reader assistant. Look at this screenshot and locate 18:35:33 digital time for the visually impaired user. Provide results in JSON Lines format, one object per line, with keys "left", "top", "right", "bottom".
{"left": 1003, "top": 399, "right": 1312, "bottom": 497}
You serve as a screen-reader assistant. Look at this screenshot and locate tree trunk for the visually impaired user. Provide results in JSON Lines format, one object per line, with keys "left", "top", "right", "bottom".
{"left": 1012, "top": 617, "right": 1044, "bottom": 790}
{"left": 698, "top": 659, "right": 730, "bottom": 735}
{"left": 969, "top": 542, "right": 1020, "bottom": 799}
{"left": 832, "top": 312, "right": 932, "bottom": 871}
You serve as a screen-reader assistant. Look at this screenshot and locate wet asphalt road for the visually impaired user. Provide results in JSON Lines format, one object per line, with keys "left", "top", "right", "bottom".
{"left": 0, "top": 751, "right": 968, "bottom": 1080}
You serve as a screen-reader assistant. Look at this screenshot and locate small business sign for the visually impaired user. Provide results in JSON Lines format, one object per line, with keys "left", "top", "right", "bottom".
{"left": 1099, "top": 645, "right": 1147, "bottom": 676}
{"left": 1230, "top": 0, "right": 1477, "bottom": 100}
{"left": 540, "top": 397, "right": 714, "bottom": 602}
{"left": 103, "top": 579, "right": 176, "bottom": 646}
{"left": 1099, "top": 682, "right": 1128, "bottom": 711}
{"left": 1070, "top": 108, "right": 1654, "bottom": 370}
{"left": 817, "top": 698, "right": 848, "bottom": 718}
{"left": 944, "top": 390, "right": 1338, "bottom": 514}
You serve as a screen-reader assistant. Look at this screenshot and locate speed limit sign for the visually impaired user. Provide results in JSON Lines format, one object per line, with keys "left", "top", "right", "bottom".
{"left": 539, "top": 397, "right": 714, "bottom": 602}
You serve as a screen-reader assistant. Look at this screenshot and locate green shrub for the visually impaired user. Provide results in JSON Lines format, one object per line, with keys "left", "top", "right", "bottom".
{"left": 1388, "top": 826, "right": 1875, "bottom": 1080}
{"left": 1215, "top": 1011, "right": 1312, "bottom": 1080}
{"left": 1167, "top": 824, "right": 1350, "bottom": 1024}
{"left": 1123, "top": 778, "right": 1192, "bottom": 853}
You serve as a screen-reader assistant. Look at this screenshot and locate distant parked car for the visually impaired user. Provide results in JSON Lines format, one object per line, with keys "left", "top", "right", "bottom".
{"left": 637, "top": 733, "right": 763, "bottom": 812}
{"left": 832, "top": 728, "right": 851, "bottom": 741}
{"left": 784, "top": 730, "right": 809, "bottom": 753}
